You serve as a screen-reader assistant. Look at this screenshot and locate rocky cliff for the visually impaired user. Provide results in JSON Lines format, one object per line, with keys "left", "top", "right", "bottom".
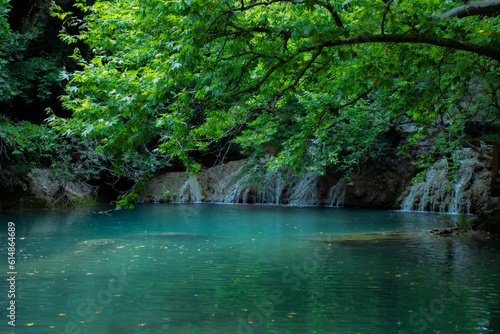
{"left": 0, "top": 168, "right": 97, "bottom": 210}
{"left": 140, "top": 147, "right": 498, "bottom": 217}
{"left": 139, "top": 146, "right": 418, "bottom": 209}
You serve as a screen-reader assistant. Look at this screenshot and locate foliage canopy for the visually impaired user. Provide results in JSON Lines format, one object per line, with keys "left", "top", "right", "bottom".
{"left": 51, "top": 0, "right": 500, "bottom": 183}
{"left": 0, "top": 0, "right": 84, "bottom": 122}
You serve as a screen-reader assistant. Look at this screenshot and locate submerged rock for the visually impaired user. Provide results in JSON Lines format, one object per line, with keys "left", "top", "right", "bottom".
{"left": 311, "top": 231, "right": 422, "bottom": 244}
{"left": 74, "top": 239, "right": 116, "bottom": 246}
{"left": 129, "top": 232, "right": 202, "bottom": 239}
{"left": 428, "top": 227, "right": 459, "bottom": 236}
{"left": 70, "top": 239, "right": 117, "bottom": 253}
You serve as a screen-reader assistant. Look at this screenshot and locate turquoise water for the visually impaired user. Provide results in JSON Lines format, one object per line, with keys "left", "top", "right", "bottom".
{"left": 1, "top": 204, "right": 500, "bottom": 334}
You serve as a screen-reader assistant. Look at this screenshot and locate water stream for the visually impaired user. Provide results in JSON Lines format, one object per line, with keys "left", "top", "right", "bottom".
{"left": 1, "top": 204, "right": 500, "bottom": 333}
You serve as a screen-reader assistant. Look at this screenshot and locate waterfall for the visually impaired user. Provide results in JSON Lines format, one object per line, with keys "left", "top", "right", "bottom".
{"left": 400, "top": 168, "right": 450, "bottom": 212}
{"left": 207, "top": 158, "right": 322, "bottom": 205}
{"left": 178, "top": 175, "right": 201, "bottom": 203}
{"left": 401, "top": 149, "right": 489, "bottom": 214}
{"left": 288, "top": 171, "right": 319, "bottom": 206}
{"left": 255, "top": 169, "right": 288, "bottom": 204}
{"left": 328, "top": 180, "right": 346, "bottom": 207}
{"left": 140, "top": 157, "right": 340, "bottom": 206}
{"left": 213, "top": 162, "right": 256, "bottom": 203}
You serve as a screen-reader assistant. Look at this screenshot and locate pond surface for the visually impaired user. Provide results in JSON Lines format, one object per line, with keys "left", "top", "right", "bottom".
{"left": 1, "top": 204, "right": 500, "bottom": 334}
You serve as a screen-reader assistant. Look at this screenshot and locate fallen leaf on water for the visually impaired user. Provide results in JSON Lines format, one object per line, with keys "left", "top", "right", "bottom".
{"left": 26, "top": 323, "right": 34, "bottom": 326}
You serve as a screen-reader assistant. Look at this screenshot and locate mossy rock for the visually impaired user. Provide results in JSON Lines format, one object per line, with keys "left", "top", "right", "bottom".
{"left": 312, "top": 231, "right": 422, "bottom": 244}
{"left": 130, "top": 232, "right": 202, "bottom": 239}
{"left": 69, "top": 239, "right": 118, "bottom": 254}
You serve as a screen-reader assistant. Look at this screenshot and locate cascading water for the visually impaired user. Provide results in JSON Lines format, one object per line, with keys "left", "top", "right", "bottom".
{"left": 211, "top": 162, "right": 256, "bottom": 203}
{"left": 212, "top": 161, "right": 321, "bottom": 206}
{"left": 328, "top": 180, "right": 346, "bottom": 207}
{"left": 254, "top": 169, "right": 285, "bottom": 204}
{"left": 401, "top": 149, "right": 490, "bottom": 214}
{"left": 178, "top": 175, "right": 201, "bottom": 203}
{"left": 288, "top": 171, "right": 319, "bottom": 206}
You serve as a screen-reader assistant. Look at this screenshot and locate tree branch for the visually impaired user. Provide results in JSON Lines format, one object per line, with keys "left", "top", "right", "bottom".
{"left": 327, "top": 88, "right": 373, "bottom": 118}
{"left": 381, "top": 0, "right": 394, "bottom": 35}
{"left": 435, "top": 0, "right": 500, "bottom": 19}
{"left": 317, "top": 87, "right": 373, "bottom": 131}
{"left": 314, "top": 1, "right": 345, "bottom": 28}
{"left": 233, "top": 61, "right": 284, "bottom": 97}
{"left": 278, "top": 46, "right": 324, "bottom": 95}
{"left": 307, "top": 33, "right": 500, "bottom": 61}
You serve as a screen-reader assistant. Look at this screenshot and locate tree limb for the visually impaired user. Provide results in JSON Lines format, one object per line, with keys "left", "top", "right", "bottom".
{"left": 381, "top": 0, "right": 394, "bottom": 35}
{"left": 314, "top": 0, "right": 345, "bottom": 28}
{"left": 233, "top": 61, "right": 284, "bottom": 97}
{"left": 308, "top": 33, "right": 500, "bottom": 61}
{"left": 435, "top": 0, "right": 500, "bottom": 19}
{"left": 278, "top": 46, "right": 324, "bottom": 95}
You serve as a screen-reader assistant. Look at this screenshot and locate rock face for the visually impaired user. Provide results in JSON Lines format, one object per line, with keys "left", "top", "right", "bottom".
{"left": 26, "top": 168, "right": 97, "bottom": 207}
{"left": 399, "top": 149, "right": 494, "bottom": 215}
{"left": 141, "top": 147, "right": 497, "bottom": 216}
{"left": 0, "top": 168, "right": 97, "bottom": 209}
{"left": 140, "top": 148, "right": 417, "bottom": 209}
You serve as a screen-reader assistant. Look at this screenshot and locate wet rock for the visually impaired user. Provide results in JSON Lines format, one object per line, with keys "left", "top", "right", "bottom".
{"left": 8, "top": 168, "right": 98, "bottom": 209}
{"left": 69, "top": 239, "right": 117, "bottom": 254}
{"left": 399, "top": 149, "right": 491, "bottom": 215}
{"left": 313, "top": 231, "right": 422, "bottom": 243}
{"left": 141, "top": 151, "right": 414, "bottom": 208}
{"left": 428, "top": 227, "right": 459, "bottom": 236}
{"left": 130, "top": 232, "right": 201, "bottom": 239}
{"left": 139, "top": 144, "right": 499, "bottom": 217}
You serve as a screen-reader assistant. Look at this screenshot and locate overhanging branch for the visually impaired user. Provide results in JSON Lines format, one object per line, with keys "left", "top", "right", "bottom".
{"left": 435, "top": 0, "right": 500, "bottom": 19}
{"left": 312, "top": 34, "right": 500, "bottom": 61}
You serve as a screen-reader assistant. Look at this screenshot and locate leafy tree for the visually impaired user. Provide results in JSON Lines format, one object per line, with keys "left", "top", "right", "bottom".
{"left": 0, "top": 114, "right": 170, "bottom": 210}
{"left": 51, "top": 0, "right": 500, "bottom": 201}
{"left": 0, "top": 0, "right": 86, "bottom": 122}
{"left": 0, "top": 0, "right": 12, "bottom": 100}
